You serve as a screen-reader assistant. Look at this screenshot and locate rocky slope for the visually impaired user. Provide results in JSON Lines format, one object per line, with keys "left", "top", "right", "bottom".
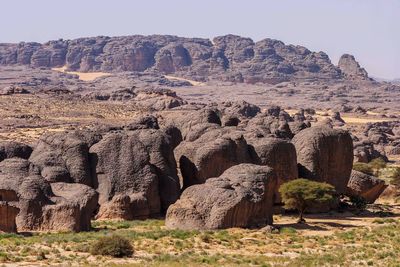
{"left": 0, "top": 34, "right": 352, "bottom": 83}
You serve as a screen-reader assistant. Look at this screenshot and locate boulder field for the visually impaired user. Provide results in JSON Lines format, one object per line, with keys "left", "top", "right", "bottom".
{"left": 0, "top": 101, "right": 387, "bottom": 232}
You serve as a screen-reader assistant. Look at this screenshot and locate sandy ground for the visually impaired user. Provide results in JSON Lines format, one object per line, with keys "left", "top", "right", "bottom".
{"left": 52, "top": 66, "right": 111, "bottom": 81}
{"left": 165, "top": 75, "right": 205, "bottom": 86}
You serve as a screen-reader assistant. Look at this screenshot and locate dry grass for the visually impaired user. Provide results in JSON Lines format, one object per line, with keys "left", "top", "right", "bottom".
{"left": 1, "top": 206, "right": 400, "bottom": 266}
{"left": 0, "top": 95, "right": 142, "bottom": 144}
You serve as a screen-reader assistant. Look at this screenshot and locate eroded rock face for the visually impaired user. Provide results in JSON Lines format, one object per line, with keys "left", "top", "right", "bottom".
{"left": 165, "top": 164, "right": 277, "bottom": 230}
{"left": 50, "top": 182, "right": 99, "bottom": 231}
{"left": 29, "top": 133, "right": 92, "bottom": 186}
{"left": 346, "top": 170, "right": 387, "bottom": 203}
{"left": 338, "top": 54, "right": 369, "bottom": 80}
{"left": 292, "top": 126, "right": 354, "bottom": 193}
{"left": 0, "top": 141, "right": 32, "bottom": 162}
{"left": 0, "top": 188, "right": 19, "bottom": 233}
{"left": 89, "top": 127, "right": 179, "bottom": 219}
{"left": 90, "top": 131, "right": 159, "bottom": 219}
{"left": 0, "top": 174, "right": 97, "bottom": 232}
{"left": 174, "top": 129, "right": 252, "bottom": 189}
{"left": 246, "top": 137, "right": 298, "bottom": 203}
{"left": 0, "top": 34, "right": 343, "bottom": 83}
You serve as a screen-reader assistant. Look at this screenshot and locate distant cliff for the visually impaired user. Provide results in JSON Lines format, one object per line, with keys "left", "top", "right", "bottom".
{"left": 0, "top": 34, "right": 367, "bottom": 83}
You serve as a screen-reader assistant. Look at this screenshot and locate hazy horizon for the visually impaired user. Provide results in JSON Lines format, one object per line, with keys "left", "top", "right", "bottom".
{"left": 1, "top": 0, "right": 399, "bottom": 79}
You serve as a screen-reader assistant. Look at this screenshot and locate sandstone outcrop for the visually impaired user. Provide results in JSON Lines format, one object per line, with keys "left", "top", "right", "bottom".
{"left": 0, "top": 35, "right": 344, "bottom": 83}
{"left": 166, "top": 164, "right": 277, "bottom": 230}
{"left": 29, "top": 133, "right": 92, "bottom": 185}
{"left": 174, "top": 128, "right": 252, "bottom": 189}
{"left": 292, "top": 126, "right": 353, "bottom": 193}
{"left": 0, "top": 174, "right": 98, "bottom": 232}
{"left": 89, "top": 126, "right": 179, "bottom": 219}
{"left": 346, "top": 170, "right": 387, "bottom": 203}
{"left": 0, "top": 141, "right": 32, "bottom": 162}
{"left": 246, "top": 137, "right": 298, "bottom": 203}
{"left": 338, "top": 54, "right": 369, "bottom": 80}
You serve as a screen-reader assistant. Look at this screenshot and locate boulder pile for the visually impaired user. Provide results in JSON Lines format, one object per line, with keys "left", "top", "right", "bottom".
{"left": 0, "top": 99, "right": 381, "bottom": 233}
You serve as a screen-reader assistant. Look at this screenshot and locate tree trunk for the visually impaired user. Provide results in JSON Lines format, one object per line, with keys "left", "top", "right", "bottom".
{"left": 297, "top": 207, "right": 306, "bottom": 224}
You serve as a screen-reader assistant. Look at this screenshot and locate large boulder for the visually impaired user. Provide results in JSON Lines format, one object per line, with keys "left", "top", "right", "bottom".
{"left": 0, "top": 174, "right": 97, "bottom": 232}
{"left": 89, "top": 128, "right": 179, "bottom": 219}
{"left": 166, "top": 164, "right": 277, "bottom": 230}
{"left": 246, "top": 136, "right": 298, "bottom": 203}
{"left": 0, "top": 141, "right": 32, "bottom": 162}
{"left": 174, "top": 128, "right": 252, "bottom": 189}
{"left": 292, "top": 126, "right": 353, "bottom": 193}
{"left": 50, "top": 183, "right": 99, "bottom": 231}
{"left": 0, "top": 158, "right": 38, "bottom": 176}
{"left": 164, "top": 107, "right": 222, "bottom": 141}
{"left": 346, "top": 170, "right": 387, "bottom": 203}
{"left": 29, "top": 132, "right": 92, "bottom": 185}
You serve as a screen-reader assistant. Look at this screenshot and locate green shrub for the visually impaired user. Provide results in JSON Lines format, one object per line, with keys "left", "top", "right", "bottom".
{"left": 389, "top": 167, "right": 400, "bottom": 187}
{"left": 90, "top": 235, "right": 133, "bottom": 258}
{"left": 353, "top": 162, "right": 374, "bottom": 176}
{"left": 279, "top": 179, "right": 336, "bottom": 223}
{"left": 369, "top": 158, "right": 387, "bottom": 170}
{"left": 353, "top": 158, "right": 388, "bottom": 177}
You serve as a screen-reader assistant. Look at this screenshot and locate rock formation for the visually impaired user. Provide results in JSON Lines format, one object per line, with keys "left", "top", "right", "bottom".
{"left": 338, "top": 54, "right": 369, "bottom": 80}
{"left": 346, "top": 170, "right": 387, "bottom": 203}
{"left": 246, "top": 137, "right": 298, "bottom": 203}
{"left": 0, "top": 35, "right": 344, "bottom": 83}
{"left": 0, "top": 141, "right": 32, "bottom": 162}
{"left": 29, "top": 133, "right": 93, "bottom": 185}
{"left": 292, "top": 126, "right": 354, "bottom": 193}
{"left": 174, "top": 128, "right": 252, "bottom": 189}
{"left": 166, "top": 164, "right": 277, "bottom": 230}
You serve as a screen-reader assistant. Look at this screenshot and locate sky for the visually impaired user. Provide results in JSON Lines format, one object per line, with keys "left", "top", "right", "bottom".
{"left": 0, "top": 0, "right": 399, "bottom": 79}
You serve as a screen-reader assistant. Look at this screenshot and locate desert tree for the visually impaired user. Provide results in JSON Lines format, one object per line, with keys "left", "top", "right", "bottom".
{"left": 279, "top": 179, "right": 336, "bottom": 223}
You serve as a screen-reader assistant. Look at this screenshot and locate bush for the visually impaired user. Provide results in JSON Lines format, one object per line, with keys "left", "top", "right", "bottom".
{"left": 369, "top": 158, "right": 387, "bottom": 170}
{"left": 389, "top": 167, "right": 400, "bottom": 187}
{"left": 279, "top": 179, "right": 336, "bottom": 223}
{"left": 353, "top": 162, "right": 374, "bottom": 176}
{"left": 353, "top": 158, "right": 387, "bottom": 177}
{"left": 90, "top": 235, "right": 134, "bottom": 258}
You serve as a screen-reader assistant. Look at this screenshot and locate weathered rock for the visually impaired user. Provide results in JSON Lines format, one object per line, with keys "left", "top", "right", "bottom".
{"left": 346, "top": 170, "right": 387, "bottom": 203}
{"left": 338, "top": 54, "right": 369, "bottom": 80}
{"left": 0, "top": 34, "right": 343, "bottom": 83}
{"left": 89, "top": 131, "right": 159, "bottom": 219}
{"left": 29, "top": 132, "right": 92, "bottom": 185}
{"left": 292, "top": 126, "right": 354, "bottom": 193}
{"left": 0, "top": 200, "right": 19, "bottom": 232}
{"left": 0, "top": 174, "right": 96, "bottom": 232}
{"left": 174, "top": 129, "right": 252, "bottom": 189}
{"left": 0, "top": 158, "right": 38, "bottom": 176}
{"left": 245, "top": 112, "right": 293, "bottom": 139}
{"left": 0, "top": 85, "right": 30, "bottom": 95}
{"left": 125, "top": 114, "right": 160, "bottom": 131}
{"left": 50, "top": 182, "right": 99, "bottom": 231}
{"left": 0, "top": 141, "right": 32, "bottom": 162}
{"left": 90, "top": 128, "right": 179, "bottom": 219}
{"left": 166, "top": 108, "right": 222, "bottom": 140}
{"left": 135, "top": 89, "right": 187, "bottom": 111}
{"left": 166, "top": 164, "right": 277, "bottom": 230}
{"left": 218, "top": 100, "right": 261, "bottom": 118}
{"left": 246, "top": 137, "right": 298, "bottom": 203}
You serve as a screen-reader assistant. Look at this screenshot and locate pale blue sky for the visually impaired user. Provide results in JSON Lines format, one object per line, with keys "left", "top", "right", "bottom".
{"left": 0, "top": 0, "right": 399, "bottom": 79}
